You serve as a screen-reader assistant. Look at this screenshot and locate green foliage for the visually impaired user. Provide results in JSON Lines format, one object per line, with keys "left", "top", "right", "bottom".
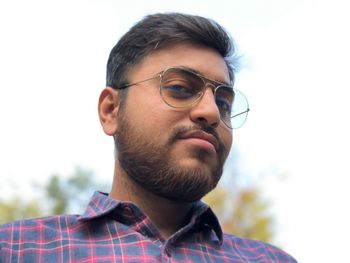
{"left": 45, "top": 167, "right": 108, "bottom": 215}
{"left": 0, "top": 198, "right": 41, "bottom": 225}
{"left": 231, "top": 188, "right": 273, "bottom": 241}
{"left": 0, "top": 167, "right": 108, "bottom": 224}
{"left": 204, "top": 186, "right": 273, "bottom": 242}
{"left": 47, "top": 175, "right": 67, "bottom": 214}
{"left": 203, "top": 148, "right": 275, "bottom": 242}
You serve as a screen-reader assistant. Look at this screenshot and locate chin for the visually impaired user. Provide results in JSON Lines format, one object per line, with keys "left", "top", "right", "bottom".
{"left": 177, "top": 151, "right": 218, "bottom": 171}
{"left": 156, "top": 162, "right": 222, "bottom": 203}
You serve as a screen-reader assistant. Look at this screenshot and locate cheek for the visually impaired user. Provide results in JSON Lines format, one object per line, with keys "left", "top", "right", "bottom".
{"left": 132, "top": 104, "right": 177, "bottom": 141}
{"left": 221, "top": 129, "right": 233, "bottom": 154}
{"left": 147, "top": 93, "right": 186, "bottom": 125}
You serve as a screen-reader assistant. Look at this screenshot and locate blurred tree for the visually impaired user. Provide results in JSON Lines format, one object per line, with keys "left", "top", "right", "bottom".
{"left": 203, "top": 148, "right": 274, "bottom": 242}
{"left": 47, "top": 175, "right": 67, "bottom": 214}
{"left": 46, "top": 167, "right": 109, "bottom": 214}
{"left": 204, "top": 186, "right": 273, "bottom": 242}
{"left": 0, "top": 167, "right": 108, "bottom": 224}
{"left": 0, "top": 198, "right": 41, "bottom": 225}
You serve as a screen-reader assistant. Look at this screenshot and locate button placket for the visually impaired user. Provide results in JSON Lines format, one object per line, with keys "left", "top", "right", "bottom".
{"left": 165, "top": 246, "right": 171, "bottom": 257}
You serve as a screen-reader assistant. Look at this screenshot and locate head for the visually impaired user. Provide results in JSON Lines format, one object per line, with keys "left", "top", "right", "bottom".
{"left": 99, "top": 13, "right": 241, "bottom": 203}
{"left": 106, "top": 13, "right": 237, "bottom": 105}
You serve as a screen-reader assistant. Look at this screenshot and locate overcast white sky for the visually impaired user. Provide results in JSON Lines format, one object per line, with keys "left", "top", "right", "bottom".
{"left": 1, "top": 0, "right": 349, "bottom": 262}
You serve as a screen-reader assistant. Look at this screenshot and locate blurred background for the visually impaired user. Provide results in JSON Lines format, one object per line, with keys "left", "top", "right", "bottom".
{"left": 0, "top": 0, "right": 349, "bottom": 262}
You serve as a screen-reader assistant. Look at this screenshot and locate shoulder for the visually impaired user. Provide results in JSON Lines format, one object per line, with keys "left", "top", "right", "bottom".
{"left": 0, "top": 215, "right": 82, "bottom": 261}
{"left": 0, "top": 214, "right": 79, "bottom": 247}
{"left": 222, "top": 233, "right": 298, "bottom": 262}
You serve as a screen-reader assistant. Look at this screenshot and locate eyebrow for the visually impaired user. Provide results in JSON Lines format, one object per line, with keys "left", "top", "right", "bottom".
{"left": 180, "top": 66, "right": 231, "bottom": 86}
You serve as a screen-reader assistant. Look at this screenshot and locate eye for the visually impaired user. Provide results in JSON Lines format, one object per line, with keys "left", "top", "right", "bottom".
{"left": 215, "top": 86, "right": 234, "bottom": 116}
{"left": 162, "top": 83, "right": 197, "bottom": 100}
{"left": 161, "top": 68, "right": 204, "bottom": 101}
{"left": 216, "top": 97, "right": 231, "bottom": 112}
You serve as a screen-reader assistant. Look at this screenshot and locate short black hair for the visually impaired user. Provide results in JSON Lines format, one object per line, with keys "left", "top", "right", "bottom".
{"left": 106, "top": 13, "right": 237, "bottom": 99}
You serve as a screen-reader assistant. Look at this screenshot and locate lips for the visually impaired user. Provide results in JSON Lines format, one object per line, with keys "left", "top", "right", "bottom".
{"left": 178, "top": 130, "right": 219, "bottom": 152}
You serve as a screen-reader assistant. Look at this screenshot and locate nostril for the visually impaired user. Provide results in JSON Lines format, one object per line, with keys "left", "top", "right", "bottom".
{"left": 196, "top": 117, "right": 219, "bottom": 128}
{"left": 197, "top": 117, "right": 207, "bottom": 124}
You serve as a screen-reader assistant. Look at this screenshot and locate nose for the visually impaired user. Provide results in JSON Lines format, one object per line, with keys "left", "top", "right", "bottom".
{"left": 189, "top": 88, "right": 221, "bottom": 128}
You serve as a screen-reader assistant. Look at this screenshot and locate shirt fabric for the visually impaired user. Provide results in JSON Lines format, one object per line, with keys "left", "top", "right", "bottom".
{"left": 0, "top": 191, "right": 297, "bottom": 262}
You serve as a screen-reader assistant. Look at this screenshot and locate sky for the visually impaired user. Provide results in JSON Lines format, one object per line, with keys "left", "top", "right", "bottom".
{"left": 1, "top": 0, "right": 350, "bottom": 262}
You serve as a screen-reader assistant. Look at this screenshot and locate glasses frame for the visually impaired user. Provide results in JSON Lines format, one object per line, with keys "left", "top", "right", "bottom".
{"left": 117, "top": 66, "right": 249, "bottom": 129}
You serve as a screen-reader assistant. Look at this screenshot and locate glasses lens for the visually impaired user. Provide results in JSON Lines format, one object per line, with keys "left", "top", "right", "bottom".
{"left": 160, "top": 68, "right": 204, "bottom": 107}
{"left": 229, "top": 88, "right": 249, "bottom": 129}
{"left": 160, "top": 67, "right": 249, "bottom": 129}
{"left": 215, "top": 85, "right": 234, "bottom": 125}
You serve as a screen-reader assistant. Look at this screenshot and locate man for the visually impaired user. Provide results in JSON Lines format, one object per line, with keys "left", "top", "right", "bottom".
{"left": 0, "top": 13, "right": 296, "bottom": 262}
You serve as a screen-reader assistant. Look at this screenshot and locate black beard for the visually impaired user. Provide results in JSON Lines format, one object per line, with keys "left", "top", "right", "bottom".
{"left": 115, "top": 111, "right": 227, "bottom": 203}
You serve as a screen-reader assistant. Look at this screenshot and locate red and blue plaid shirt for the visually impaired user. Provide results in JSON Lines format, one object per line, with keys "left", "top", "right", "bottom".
{"left": 0, "top": 192, "right": 296, "bottom": 262}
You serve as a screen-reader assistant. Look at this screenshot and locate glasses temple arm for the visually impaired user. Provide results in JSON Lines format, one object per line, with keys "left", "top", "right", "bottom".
{"left": 232, "top": 108, "right": 250, "bottom": 118}
{"left": 117, "top": 74, "right": 161, "bottom": 89}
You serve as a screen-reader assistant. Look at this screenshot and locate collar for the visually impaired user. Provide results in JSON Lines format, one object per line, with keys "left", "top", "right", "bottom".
{"left": 78, "top": 191, "right": 223, "bottom": 243}
{"left": 78, "top": 191, "right": 121, "bottom": 221}
{"left": 191, "top": 201, "right": 223, "bottom": 244}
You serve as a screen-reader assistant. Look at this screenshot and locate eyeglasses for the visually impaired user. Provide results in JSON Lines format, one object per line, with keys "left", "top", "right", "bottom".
{"left": 118, "top": 67, "right": 249, "bottom": 129}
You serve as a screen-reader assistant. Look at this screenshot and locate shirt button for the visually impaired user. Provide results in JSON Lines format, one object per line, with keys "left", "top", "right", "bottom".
{"left": 165, "top": 247, "right": 171, "bottom": 257}
{"left": 124, "top": 206, "right": 134, "bottom": 216}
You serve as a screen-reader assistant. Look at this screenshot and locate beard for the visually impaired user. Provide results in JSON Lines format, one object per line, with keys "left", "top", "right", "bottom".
{"left": 115, "top": 111, "right": 228, "bottom": 203}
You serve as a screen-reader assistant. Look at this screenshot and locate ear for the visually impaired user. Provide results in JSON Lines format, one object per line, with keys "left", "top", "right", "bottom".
{"left": 98, "top": 87, "right": 120, "bottom": 136}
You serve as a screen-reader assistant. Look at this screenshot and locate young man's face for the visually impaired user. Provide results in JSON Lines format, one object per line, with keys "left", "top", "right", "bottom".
{"left": 114, "top": 42, "right": 233, "bottom": 202}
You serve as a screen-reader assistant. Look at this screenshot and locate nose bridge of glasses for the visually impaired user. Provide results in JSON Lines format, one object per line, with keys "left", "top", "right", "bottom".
{"left": 199, "top": 83, "right": 220, "bottom": 108}
{"left": 195, "top": 73, "right": 214, "bottom": 92}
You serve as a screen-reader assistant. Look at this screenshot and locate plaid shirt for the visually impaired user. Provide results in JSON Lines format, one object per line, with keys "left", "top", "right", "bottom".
{"left": 0, "top": 192, "right": 296, "bottom": 262}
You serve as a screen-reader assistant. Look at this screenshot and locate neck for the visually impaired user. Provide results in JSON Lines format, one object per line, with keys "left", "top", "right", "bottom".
{"left": 109, "top": 163, "right": 194, "bottom": 239}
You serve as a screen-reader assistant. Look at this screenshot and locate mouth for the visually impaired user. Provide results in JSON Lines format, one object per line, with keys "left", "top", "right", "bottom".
{"left": 178, "top": 130, "right": 219, "bottom": 153}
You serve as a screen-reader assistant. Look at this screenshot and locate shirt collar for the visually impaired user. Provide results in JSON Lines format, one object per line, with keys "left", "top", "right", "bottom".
{"left": 192, "top": 201, "right": 223, "bottom": 244}
{"left": 78, "top": 191, "right": 121, "bottom": 221}
{"left": 78, "top": 191, "right": 223, "bottom": 243}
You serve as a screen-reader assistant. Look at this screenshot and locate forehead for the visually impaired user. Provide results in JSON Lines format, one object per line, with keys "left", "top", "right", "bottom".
{"left": 128, "top": 42, "right": 231, "bottom": 84}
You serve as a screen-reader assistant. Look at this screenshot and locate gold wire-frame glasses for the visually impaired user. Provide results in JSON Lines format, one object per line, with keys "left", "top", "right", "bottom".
{"left": 117, "top": 66, "right": 249, "bottom": 129}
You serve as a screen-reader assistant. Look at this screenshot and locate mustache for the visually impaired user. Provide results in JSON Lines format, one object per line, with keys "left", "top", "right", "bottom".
{"left": 168, "top": 124, "right": 227, "bottom": 154}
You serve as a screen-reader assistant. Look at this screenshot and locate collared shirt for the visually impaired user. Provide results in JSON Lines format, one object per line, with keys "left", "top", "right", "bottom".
{"left": 0, "top": 192, "right": 296, "bottom": 262}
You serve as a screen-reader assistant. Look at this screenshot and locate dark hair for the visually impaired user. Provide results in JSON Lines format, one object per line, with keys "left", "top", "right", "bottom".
{"left": 106, "top": 13, "right": 237, "bottom": 100}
